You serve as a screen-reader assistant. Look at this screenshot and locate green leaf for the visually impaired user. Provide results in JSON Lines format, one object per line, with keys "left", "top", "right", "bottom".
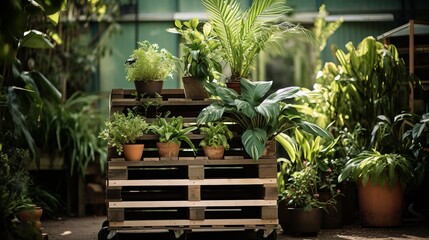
{"left": 197, "top": 103, "right": 225, "bottom": 125}
{"left": 241, "top": 128, "right": 267, "bottom": 160}
{"left": 241, "top": 78, "right": 272, "bottom": 103}
{"left": 19, "top": 30, "right": 54, "bottom": 49}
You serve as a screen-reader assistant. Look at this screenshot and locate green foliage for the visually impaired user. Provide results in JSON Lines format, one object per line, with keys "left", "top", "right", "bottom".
{"left": 99, "top": 111, "right": 149, "bottom": 155}
{"left": 167, "top": 17, "right": 222, "bottom": 82}
{"left": 338, "top": 149, "right": 414, "bottom": 189}
{"left": 148, "top": 112, "right": 197, "bottom": 152}
{"left": 199, "top": 122, "right": 233, "bottom": 150}
{"left": 202, "top": 0, "right": 307, "bottom": 81}
{"left": 198, "top": 78, "right": 330, "bottom": 160}
{"left": 125, "top": 40, "right": 177, "bottom": 82}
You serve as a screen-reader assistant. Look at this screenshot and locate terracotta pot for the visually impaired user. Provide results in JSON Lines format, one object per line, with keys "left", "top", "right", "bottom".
{"left": 123, "top": 144, "right": 144, "bottom": 161}
{"left": 16, "top": 206, "right": 43, "bottom": 229}
{"left": 319, "top": 192, "right": 343, "bottom": 229}
{"left": 156, "top": 141, "right": 180, "bottom": 159}
{"left": 358, "top": 179, "right": 404, "bottom": 227}
{"left": 261, "top": 139, "right": 277, "bottom": 159}
{"left": 278, "top": 201, "right": 322, "bottom": 236}
{"left": 203, "top": 146, "right": 225, "bottom": 160}
{"left": 134, "top": 80, "right": 163, "bottom": 98}
{"left": 182, "top": 77, "right": 208, "bottom": 100}
{"left": 226, "top": 81, "right": 241, "bottom": 94}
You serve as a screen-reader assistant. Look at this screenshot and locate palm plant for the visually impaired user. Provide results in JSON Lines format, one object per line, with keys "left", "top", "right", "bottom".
{"left": 202, "top": 0, "right": 306, "bottom": 82}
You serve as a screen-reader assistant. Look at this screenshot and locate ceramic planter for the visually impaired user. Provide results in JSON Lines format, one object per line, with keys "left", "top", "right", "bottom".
{"left": 16, "top": 205, "right": 43, "bottom": 229}
{"left": 182, "top": 77, "right": 208, "bottom": 100}
{"left": 134, "top": 80, "right": 163, "bottom": 98}
{"left": 278, "top": 200, "right": 322, "bottom": 236}
{"left": 358, "top": 179, "right": 404, "bottom": 227}
{"left": 226, "top": 81, "right": 241, "bottom": 94}
{"left": 123, "top": 144, "right": 144, "bottom": 161}
{"left": 156, "top": 141, "right": 180, "bottom": 159}
{"left": 203, "top": 146, "right": 225, "bottom": 160}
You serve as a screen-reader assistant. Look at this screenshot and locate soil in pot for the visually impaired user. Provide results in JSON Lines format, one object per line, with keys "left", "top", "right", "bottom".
{"left": 156, "top": 141, "right": 180, "bottom": 159}
{"left": 134, "top": 80, "right": 163, "bottom": 98}
{"left": 123, "top": 144, "right": 144, "bottom": 161}
{"left": 203, "top": 146, "right": 225, "bottom": 160}
{"left": 358, "top": 180, "right": 404, "bottom": 227}
{"left": 182, "top": 77, "right": 208, "bottom": 100}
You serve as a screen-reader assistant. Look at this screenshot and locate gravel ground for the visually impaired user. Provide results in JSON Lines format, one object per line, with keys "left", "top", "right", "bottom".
{"left": 42, "top": 216, "right": 429, "bottom": 240}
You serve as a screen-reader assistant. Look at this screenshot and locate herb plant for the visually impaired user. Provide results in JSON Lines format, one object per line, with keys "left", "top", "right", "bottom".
{"left": 199, "top": 122, "right": 233, "bottom": 150}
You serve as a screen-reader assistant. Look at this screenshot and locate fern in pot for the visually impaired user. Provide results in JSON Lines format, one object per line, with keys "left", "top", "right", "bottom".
{"left": 125, "top": 40, "right": 177, "bottom": 97}
{"left": 99, "top": 111, "right": 149, "bottom": 161}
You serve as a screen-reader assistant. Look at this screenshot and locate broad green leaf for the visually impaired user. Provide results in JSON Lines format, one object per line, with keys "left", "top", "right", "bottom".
{"left": 235, "top": 99, "right": 256, "bottom": 118}
{"left": 242, "top": 128, "right": 267, "bottom": 160}
{"left": 275, "top": 133, "right": 296, "bottom": 162}
{"left": 20, "top": 30, "right": 54, "bottom": 49}
{"left": 240, "top": 78, "right": 272, "bottom": 103}
{"left": 197, "top": 103, "right": 225, "bottom": 125}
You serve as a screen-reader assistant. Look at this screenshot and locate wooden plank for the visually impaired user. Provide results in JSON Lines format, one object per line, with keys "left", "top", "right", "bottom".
{"left": 263, "top": 184, "right": 278, "bottom": 200}
{"left": 108, "top": 158, "right": 276, "bottom": 166}
{"left": 261, "top": 206, "right": 278, "bottom": 220}
{"left": 189, "top": 207, "right": 205, "bottom": 220}
{"left": 109, "top": 178, "right": 276, "bottom": 187}
{"left": 108, "top": 208, "right": 124, "bottom": 222}
{"left": 258, "top": 163, "right": 277, "bottom": 178}
{"left": 109, "top": 219, "right": 278, "bottom": 228}
{"left": 108, "top": 165, "right": 128, "bottom": 180}
{"left": 188, "top": 185, "right": 200, "bottom": 201}
{"left": 108, "top": 200, "right": 277, "bottom": 208}
{"left": 188, "top": 165, "right": 204, "bottom": 180}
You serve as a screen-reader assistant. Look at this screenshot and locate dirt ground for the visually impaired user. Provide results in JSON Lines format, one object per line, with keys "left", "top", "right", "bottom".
{"left": 41, "top": 216, "right": 429, "bottom": 240}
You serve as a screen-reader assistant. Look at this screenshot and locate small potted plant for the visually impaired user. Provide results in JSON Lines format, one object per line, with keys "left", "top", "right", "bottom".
{"left": 125, "top": 40, "right": 177, "bottom": 97}
{"left": 99, "top": 111, "right": 149, "bottom": 161}
{"left": 148, "top": 112, "right": 197, "bottom": 159}
{"left": 167, "top": 17, "right": 222, "bottom": 100}
{"left": 199, "top": 122, "right": 233, "bottom": 159}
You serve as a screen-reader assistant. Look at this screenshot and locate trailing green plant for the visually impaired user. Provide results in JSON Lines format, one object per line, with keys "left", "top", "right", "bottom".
{"left": 99, "top": 111, "right": 149, "bottom": 155}
{"left": 199, "top": 122, "right": 233, "bottom": 150}
{"left": 197, "top": 78, "right": 330, "bottom": 160}
{"left": 202, "top": 0, "right": 308, "bottom": 82}
{"left": 338, "top": 149, "right": 414, "bottom": 189}
{"left": 125, "top": 40, "right": 177, "bottom": 82}
{"left": 149, "top": 112, "right": 197, "bottom": 152}
{"left": 167, "top": 17, "right": 222, "bottom": 82}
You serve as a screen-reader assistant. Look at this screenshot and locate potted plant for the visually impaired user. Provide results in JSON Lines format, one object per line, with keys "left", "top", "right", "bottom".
{"left": 201, "top": 0, "right": 307, "bottom": 91}
{"left": 199, "top": 122, "right": 233, "bottom": 159}
{"left": 99, "top": 111, "right": 149, "bottom": 161}
{"left": 148, "top": 112, "right": 197, "bottom": 159}
{"left": 197, "top": 78, "right": 329, "bottom": 160}
{"left": 167, "top": 17, "right": 222, "bottom": 100}
{"left": 279, "top": 166, "right": 339, "bottom": 236}
{"left": 338, "top": 149, "right": 414, "bottom": 227}
{"left": 125, "top": 40, "right": 177, "bottom": 97}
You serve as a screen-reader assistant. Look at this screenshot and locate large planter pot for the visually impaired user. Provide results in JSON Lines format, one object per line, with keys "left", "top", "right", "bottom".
{"left": 182, "top": 77, "right": 208, "bottom": 100}
{"left": 278, "top": 200, "right": 322, "bottom": 236}
{"left": 261, "top": 139, "right": 277, "bottom": 159}
{"left": 358, "top": 179, "right": 404, "bottom": 227}
{"left": 203, "top": 146, "right": 225, "bottom": 160}
{"left": 123, "top": 144, "right": 144, "bottom": 161}
{"left": 226, "top": 81, "right": 241, "bottom": 94}
{"left": 16, "top": 205, "right": 43, "bottom": 229}
{"left": 319, "top": 192, "right": 343, "bottom": 229}
{"left": 134, "top": 80, "right": 163, "bottom": 98}
{"left": 156, "top": 141, "right": 180, "bottom": 159}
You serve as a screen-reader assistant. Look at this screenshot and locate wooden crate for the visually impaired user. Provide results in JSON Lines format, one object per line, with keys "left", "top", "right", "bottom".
{"left": 105, "top": 89, "right": 279, "bottom": 233}
{"left": 107, "top": 158, "right": 278, "bottom": 231}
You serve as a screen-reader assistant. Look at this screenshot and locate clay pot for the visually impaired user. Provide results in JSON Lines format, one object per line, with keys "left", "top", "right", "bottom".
{"left": 156, "top": 141, "right": 180, "bottom": 159}
{"left": 358, "top": 179, "right": 404, "bottom": 227}
{"left": 16, "top": 206, "right": 43, "bottom": 229}
{"left": 203, "top": 146, "right": 225, "bottom": 160}
{"left": 134, "top": 80, "right": 163, "bottom": 98}
{"left": 226, "top": 81, "right": 241, "bottom": 94}
{"left": 278, "top": 201, "right": 322, "bottom": 236}
{"left": 182, "top": 77, "right": 208, "bottom": 100}
{"left": 123, "top": 144, "right": 144, "bottom": 161}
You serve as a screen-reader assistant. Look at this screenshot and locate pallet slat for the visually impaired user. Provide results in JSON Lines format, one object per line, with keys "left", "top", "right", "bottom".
{"left": 109, "top": 200, "right": 277, "bottom": 208}
{"left": 110, "top": 219, "right": 278, "bottom": 228}
{"left": 108, "top": 178, "right": 276, "bottom": 187}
